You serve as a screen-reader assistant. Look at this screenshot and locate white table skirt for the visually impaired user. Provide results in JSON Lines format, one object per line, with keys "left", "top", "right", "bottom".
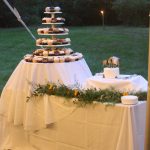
{"left": 84, "top": 74, "right": 148, "bottom": 92}
{"left": 0, "top": 59, "right": 92, "bottom": 130}
{"left": 0, "top": 96, "right": 146, "bottom": 150}
{"left": 0, "top": 59, "right": 146, "bottom": 150}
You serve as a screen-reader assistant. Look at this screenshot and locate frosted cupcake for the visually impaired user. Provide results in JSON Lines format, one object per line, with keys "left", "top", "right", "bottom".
{"left": 36, "top": 39, "right": 42, "bottom": 45}
{"left": 54, "top": 7, "right": 61, "bottom": 12}
{"left": 54, "top": 57, "right": 60, "bottom": 63}
{"left": 65, "top": 38, "right": 71, "bottom": 43}
{"left": 59, "top": 56, "right": 65, "bottom": 63}
{"left": 45, "top": 7, "right": 50, "bottom": 12}
{"left": 36, "top": 57, "right": 43, "bottom": 63}
{"left": 48, "top": 57, "right": 54, "bottom": 63}
{"left": 49, "top": 50, "right": 55, "bottom": 56}
{"left": 42, "top": 39, "right": 48, "bottom": 45}
{"left": 43, "top": 28, "right": 49, "bottom": 34}
{"left": 43, "top": 50, "right": 49, "bottom": 56}
{"left": 47, "top": 39, "right": 53, "bottom": 45}
{"left": 42, "top": 18, "right": 51, "bottom": 23}
{"left": 37, "top": 28, "right": 44, "bottom": 34}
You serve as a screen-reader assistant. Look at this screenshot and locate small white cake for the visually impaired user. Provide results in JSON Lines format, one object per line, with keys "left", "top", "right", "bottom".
{"left": 121, "top": 95, "right": 138, "bottom": 105}
{"left": 104, "top": 67, "right": 119, "bottom": 79}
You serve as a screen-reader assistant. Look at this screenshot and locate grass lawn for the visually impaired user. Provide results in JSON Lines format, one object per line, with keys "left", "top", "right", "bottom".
{"left": 0, "top": 26, "right": 149, "bottom": 93}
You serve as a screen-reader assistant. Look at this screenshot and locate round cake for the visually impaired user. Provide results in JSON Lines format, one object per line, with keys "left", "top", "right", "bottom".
{"left": 103, "top": 67, "right": 120, "bottom": 79}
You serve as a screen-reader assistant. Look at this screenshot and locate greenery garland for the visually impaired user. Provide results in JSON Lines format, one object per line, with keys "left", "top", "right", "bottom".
{"left": 27, "top": 83, "right": 147, "bottom": 106}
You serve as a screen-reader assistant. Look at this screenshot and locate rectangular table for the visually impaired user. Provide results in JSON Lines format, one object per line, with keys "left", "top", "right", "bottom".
{"left": 0, "top": 95, "right": 146, "bottom": 150}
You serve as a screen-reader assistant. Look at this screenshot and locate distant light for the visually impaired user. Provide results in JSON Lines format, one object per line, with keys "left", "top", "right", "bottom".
{"left": 100, "top": 10, "right": 104, "bottom": 15}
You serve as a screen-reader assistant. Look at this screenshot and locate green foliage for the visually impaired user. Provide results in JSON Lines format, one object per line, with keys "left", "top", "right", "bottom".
{"left": 0, "top": 0, "right": 18, "bottom": 27}
{"left": 2, "top": 0, "right": 149, "bottom": 27}
{"left": 113, "top": 0, "right": 150, "bottom": 26}
{"left": 15, "top": 0, "right": 43, "bottom": 25}
{"left": 61, "top": 0, "right": 116, "bottom": 26}
{"left": 27, "top": 83, "right": 147, "bottom": 106}
{"left": 1, "top": 0, "right": 116, "bottom": 27}
{"left": 0, "top": 0, "right": 43, "bottom": 27}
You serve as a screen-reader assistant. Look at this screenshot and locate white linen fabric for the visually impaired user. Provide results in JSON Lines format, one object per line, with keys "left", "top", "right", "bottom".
{"left": 0, "top": 97, "right": 146, "bottom": 150}
{"left": 83, "top": 74, "right": 148, "bottom": 92}
{"left": 0, "top": 59, "right": 146, "bottom": 150}
{"left": 0, "top": 59, "right": 92, "bottom": 130}
{"left": 4, "top": 59, "right": 92, "bottom": 88}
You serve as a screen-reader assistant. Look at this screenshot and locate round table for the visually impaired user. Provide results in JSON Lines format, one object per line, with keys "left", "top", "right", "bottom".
{"left": 0, "top": 59, "right": 92, "bottom": 129}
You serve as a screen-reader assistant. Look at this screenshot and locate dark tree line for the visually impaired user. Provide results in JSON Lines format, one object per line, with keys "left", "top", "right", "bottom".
{"left": 0, "top": 0, "right": 150, "bottom": 28}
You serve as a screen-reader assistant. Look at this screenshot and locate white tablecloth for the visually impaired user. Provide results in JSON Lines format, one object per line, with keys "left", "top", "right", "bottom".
{"left": 0, "top": 59, "right": 92, "bottom": 129}
{"left": 0, "top": 96, "right": 146, "bottom": 150}
{"left": 0, "top": 59, "right": 146, "bottom": 150}
{"left": 4, "top": 59, "right": 92, "bottom": 88}
{"left": 84, "top": 74, "right": 148, "bottom": 92}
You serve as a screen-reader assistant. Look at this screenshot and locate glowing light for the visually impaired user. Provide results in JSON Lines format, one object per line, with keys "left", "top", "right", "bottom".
{"left": 100, "top": 10, "right": 104, "bottom": 15}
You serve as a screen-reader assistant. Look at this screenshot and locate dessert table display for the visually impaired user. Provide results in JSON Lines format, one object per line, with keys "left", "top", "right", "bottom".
{"left": 0, "top": 6, "right": 147, "bottom": 150}
{"left": 0, "top": 6, "right": 92, "bottom": 149}
{"left": 84, "top": 74, "right": 148, "bottom": 92}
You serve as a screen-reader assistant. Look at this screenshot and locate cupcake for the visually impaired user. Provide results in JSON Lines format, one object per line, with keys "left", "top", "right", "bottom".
{"left": 59, "top": 57, "right": 65, "bottom": 63}
{"left": 42, "top": 18, "right": 51, "bottom": 23}
{"left": 49, "top": 50, "right": 54, "bottom": 56}
{"left": 51, "top": 18, "right": 57, "bottom": 23}
{"left": 37, "top": 28, "right": 44, "bottom": 34}
{"left": 42, "top": 17, "right": 47, "bottom": 23}
{"left": 54, "top": 57, "right": 60, "bottom": 63}
{"left": 46, "top": 18, "right": 52, "bottom": 23}
{"left": 64, "top": 28, "right": 69, "bottom": 33}
{"left": 57, "top": 17, "right": 65, "bottom": 22}
{"left": 47, "top": 39, "right": 53, "bottom": 45}
{"left": 59, "top": 28, "right": 65, "bottom": 33}
{"left": 36, "top": 39, "right": 42, "bottom": 45}
{"left": 59, "top": 50, "right": 65, "bottom": 55}
{"left": 70, "top": 56, "right": 76, "bottom": 62}
{"left": 53, "top": 39, "right": 58, "bottom": 45}
{"left": 43, "top": 57, "right": 49, "bottom": 63}
{"left": 54, "top": 50, "right": 60, "bottom": 56}
{"left": 24, "top": 54, "right": 33, "bottom": 62}
{"left": 61, "top": 39, "right": 67, "bottom": 44}
{"left": 43, "top": 28, "right": 49, "bottom": 34}
{"left": 33, "top": 49, "right": 44, "bottom": 56}
{"left": 32, "top": 56, "right": 38, "bottom": 63}
{"left": 43, "top": 50, "right": 49, "bottom": 56}
{"left": 45, "top": 7, "right": 50, "bottom": 12}
{"left": 48, "top": 57, "right": 54, "bottom": 63}
{"left": 65, "top": 38, "right": 71, "bottom": 43}
{"left": 53, "top": 28, "right": 60, "bottom": 33}
{"left": 48, "top": 28, "right": 54, "bottom": 33}
{"left": 54, "top": 7, "right": 61, "bottom": 12}
{"left": 72, "top": 53, "right": 83, "bottom": 61}
{"left": 42, "top": 39, "right": 48, "bottom": 45}
{"left": 36, "top": 57, "right": 43, "bottom": 63}
{"left": 77, "top": 53, "right": 83, "bottom": 59}
{"left": 65, "top": 57, "right": 71, "bottom": 62}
